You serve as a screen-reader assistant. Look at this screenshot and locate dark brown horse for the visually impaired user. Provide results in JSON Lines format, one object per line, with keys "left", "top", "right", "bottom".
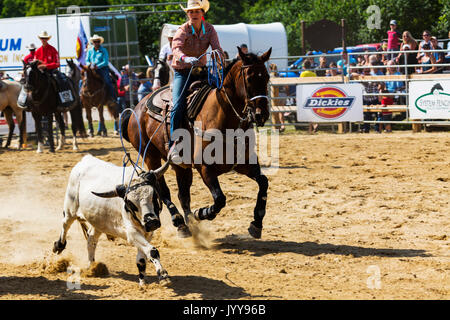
{"left": 22, "top": 61, "right": 79, "bottom": 152}
{"left": 123, "top": 47, "right": 272, "bottom": 239}
{"left": 80, "top": 64, "right": 119, "bottom": 137}
{"left": 66, "top": 59, "right": 87, "bottom": 140}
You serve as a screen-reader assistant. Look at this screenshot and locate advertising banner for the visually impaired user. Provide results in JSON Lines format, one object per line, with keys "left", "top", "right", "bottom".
{"left": 409, "top": 80, "right": 450, "bottom": 119}
{"left": 297, "top": 84, "right": 364, "bottom": 122}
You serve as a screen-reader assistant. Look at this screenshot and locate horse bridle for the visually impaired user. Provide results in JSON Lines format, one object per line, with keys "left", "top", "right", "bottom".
{"left": 222, "top": 63, "right": 269, "bottom": 127}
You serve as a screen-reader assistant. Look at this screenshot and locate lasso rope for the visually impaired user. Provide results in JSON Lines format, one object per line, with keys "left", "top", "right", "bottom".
{"left": 119, "top": 50, "right": 224, "bottom": 172}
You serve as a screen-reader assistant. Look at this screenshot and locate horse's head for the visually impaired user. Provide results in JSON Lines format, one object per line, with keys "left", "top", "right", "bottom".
{"left": 23, "top": 60, "right": 44, "bottom": 91}
{"left": 236, "top": 47, "right": 272, "bottom": 127}
{"left": 81, "top": 64, "right": 103, "bottom": 88}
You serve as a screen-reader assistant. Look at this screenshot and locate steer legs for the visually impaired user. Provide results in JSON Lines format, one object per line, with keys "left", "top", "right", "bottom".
{"left": 53, "top": 210, "right": 75, "bottom": 254}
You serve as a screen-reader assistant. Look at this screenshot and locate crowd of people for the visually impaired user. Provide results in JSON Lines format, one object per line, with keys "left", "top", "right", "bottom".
{"left": 272, "top": 21, "right": 450, "bottom": 134}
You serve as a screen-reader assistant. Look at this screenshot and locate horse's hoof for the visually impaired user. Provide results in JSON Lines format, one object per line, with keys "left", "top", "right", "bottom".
{"left": 193, "top": 209, "right": 202, "bottom": 221}
{"left": 53, "top": 240, "right": 66, "bottom": 254}
{"left": 177, "top": 224, "right": 192, "bottom": 238}
{"left": 248, "top": 223, "right": 262, "bottom": 239}
{"left": 158, "top": 271, "right": 171, "bottom": 286}
{"left": 49, "top": 149, "right": 55, "bottom": 153}
{"left": 144, "top": 218, "right": 161, "bottom": 232}
{"left": 171, "top": 213, "right": 185, "bottom": 228}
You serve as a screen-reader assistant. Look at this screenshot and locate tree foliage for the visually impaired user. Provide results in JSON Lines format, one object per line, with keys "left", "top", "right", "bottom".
{"left": 0, "top": 0, "right": 448, "bottom": 58}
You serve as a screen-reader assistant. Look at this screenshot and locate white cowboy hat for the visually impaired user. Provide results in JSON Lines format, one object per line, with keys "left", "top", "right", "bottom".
{"left": 180, "top": 0, "right": 210, "bottom": 13}
{"left": 26, "top": 43, "right": 36, "bottom": 50}
{"left": 38, "top": 31, "right": 52, "bottom": 39}
{"left": 90, "top": 34, "right": 104, "bottom": 44}
{"left": 165, "top": 28, "right": 177, "bottom": 38}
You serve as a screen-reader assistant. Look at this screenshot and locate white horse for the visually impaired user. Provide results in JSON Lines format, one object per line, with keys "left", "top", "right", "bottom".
{"left": 0, "top": 80, "right": 27, "bottom": 148}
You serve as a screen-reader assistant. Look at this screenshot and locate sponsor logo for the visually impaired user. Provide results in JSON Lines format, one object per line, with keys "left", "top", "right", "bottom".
{"left": 0, "top": 38, "right": 22, "bottom": 51}
{"left": 414, "top": 83, "right": 450, "bottom": 114}
{"left": 303, "top": 86, "right": 355, "bottom": 119}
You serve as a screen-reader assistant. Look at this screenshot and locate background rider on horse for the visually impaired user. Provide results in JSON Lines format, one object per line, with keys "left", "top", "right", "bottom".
{"left": 85, "top": 34, "right": 117, "bottom": 102}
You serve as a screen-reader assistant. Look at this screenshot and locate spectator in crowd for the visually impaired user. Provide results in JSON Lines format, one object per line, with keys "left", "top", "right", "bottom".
{"left": 356, "top": 55, "right": 366, "bottom": 67}
{"left": 431, "top": 36, "right": 445, "bottom": 73}
{"left": 300, "top": 61, "right": 319, "bottom": 133}
{"left": 377, "top": 83, "right": 393, "bottom": 133}
{"left": 361, "top": 66, "right": 379, "bottom": 133}
{"left": 417, "top": 43, "right": 437, "bottom": 74}
{"left": 23, "top": 43, "right": 37, "bottom": 65}
{"left": 315, "top": 56, "right": 327, "bottom": 76}
{"left": 85, "top": 34, "right": 116, "bottom": 101}
{"left": 159, "top": 28, "right": 176, "bottom": 65}
{"left": 417, "top": 30, "right": 433, "bottom": 62}
{"left": 385, "top": 60, "right": 405, "bottom": 103}
{"left": 137, "top": 72, "right": 152, "bottom": 101}
{"left": 119, "top": 64, "right": 139, "bottom": 108}
{"left": 268, "top": 63, "right": 286, "bottom": 132}
{"left": 223, "top": 51, "right": 231, "bottom": 68}
{"left": 235, "top": 44, "right": 248, "bottom": 60}
{"left": 326, "top": 61, "right": 338, "bottom": 76}
{"left": 371, "top": 60, "right": 385, "bottom": 76}
{"left": 337, "top": 50, "right": 357, "bottom": 76}
{"left": 348, "top": 63, "right": 361, "bottom": 79}
{"left": 396, "top": 31, "right": 418, "bottom": 74}
{"left": 445, "top": 31, "right": 450, "bottom": 65}
{"left": 387, "top": 20, "right": 401, "bottom": 60}
{"left": 300, "top": 60, "right": 317, "bottom": 77}
{"left": 113, "top": 68, "right": 127, "bottom": 135}
{"left": 305, "top": 51, "right": 318, "bottom": 68}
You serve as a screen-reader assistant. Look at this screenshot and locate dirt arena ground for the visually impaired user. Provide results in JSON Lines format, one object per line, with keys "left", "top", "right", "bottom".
{"left": 0, "top": 130, "right": 448, "bottom": 300}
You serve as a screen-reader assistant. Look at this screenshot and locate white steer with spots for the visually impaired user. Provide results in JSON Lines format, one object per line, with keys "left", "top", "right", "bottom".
{"left": 53, "top": 154, "right": 171, "bottom": 286}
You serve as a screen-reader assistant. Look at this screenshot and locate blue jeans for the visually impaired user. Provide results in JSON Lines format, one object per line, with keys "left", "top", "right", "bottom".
{"left": 97, "top": 66, "right": 116, "bottom": 100}
{"left": 170, "top": 70, "right": 194, "bottom": 147}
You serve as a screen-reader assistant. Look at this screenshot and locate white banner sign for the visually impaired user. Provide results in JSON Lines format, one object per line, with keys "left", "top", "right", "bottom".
{"left": 297, "top": 83, "right": 364, "bottom": 122}
{"left": 409, "top": 80, "right": 450, "bottom": 119}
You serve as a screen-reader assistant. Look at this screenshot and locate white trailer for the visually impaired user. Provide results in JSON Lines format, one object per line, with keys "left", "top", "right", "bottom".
{"left": 0, "top": 14, "right": 92, "bottom": 79}
{"left": 160, "top": 22, "right": 288, "bottom": 70}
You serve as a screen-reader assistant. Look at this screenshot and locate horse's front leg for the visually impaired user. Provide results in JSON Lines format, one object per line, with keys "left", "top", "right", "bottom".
{"left": 55, "top": 112, "right": 66, "bottom": 151}
{"left": 234, "top": 163, "right": 268, "bottom": 239}
{"left": 98, "top": 106, "right": 107, "bottom": 137}
{"left": 32, "top": 112, "right": 44, "bottom": 153}
{"left": 45, "top": 114, "right": 55, "bottom": 153}
{"left": 194, "top": 165, "right": 226, "bottom": 221}
{"left": 85, "top": 106, "right": 94, "bottom": 137}
{"left": 3, "top": 108, "right": 15, "bottom": 148}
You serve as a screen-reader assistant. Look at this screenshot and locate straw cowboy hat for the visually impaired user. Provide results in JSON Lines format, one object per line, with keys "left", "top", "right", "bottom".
{"left": 26, "top": 43, "right": 36, "bottom": 50}
{"left": 38, "top": 31, "right": 51, "bottom": 39}
{"left": 90, "top": 34, "right": 104, "bottom": 44}
{"left": 180, "top": 0, "right": 210, "bottom": 13}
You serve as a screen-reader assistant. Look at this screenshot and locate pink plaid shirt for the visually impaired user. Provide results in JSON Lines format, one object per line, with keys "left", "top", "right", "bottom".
{"left": 171, "top": 21, "right": 223, "bottom": 70}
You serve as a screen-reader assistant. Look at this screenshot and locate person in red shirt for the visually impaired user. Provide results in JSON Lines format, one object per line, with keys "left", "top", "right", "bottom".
{"left": 34, "top": 31, "right": 75, "bottom": 111}
{"left": 23, "top": 43, "right": 36, "bottom": 65}
{"left": 34, "top": 31, "right": 60, "bottom": 71}
{"left": 387, "top": 20, "right": 401, "bottom": 61}
{"left": 378, "top": 83, "right": 393, "bottom": 133}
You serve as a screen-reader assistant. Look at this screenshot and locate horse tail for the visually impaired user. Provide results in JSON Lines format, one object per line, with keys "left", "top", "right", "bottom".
{"left": 120, "top": 110, "right": 131, "bottom": 142}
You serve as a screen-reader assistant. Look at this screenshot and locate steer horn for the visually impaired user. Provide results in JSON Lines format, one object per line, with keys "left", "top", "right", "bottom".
{"left": 92, "top": 185, "right": 127, "bottom": 198}
{"left": 152, "top": 157, "right": 171, "bottom": 180}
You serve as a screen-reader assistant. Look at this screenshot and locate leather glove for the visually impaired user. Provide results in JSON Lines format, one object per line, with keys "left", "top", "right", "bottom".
{"left": 183, "top": 56, "right": 199, "bottom": 65}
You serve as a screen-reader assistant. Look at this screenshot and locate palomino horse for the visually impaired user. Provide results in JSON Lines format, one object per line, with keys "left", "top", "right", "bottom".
{"left": 123, "top": 47, "right": 272, "bottom": 239}
{"left": 66, "top": 59, "right": 87, "bottom": 139}
{"left": 0, "top": 79, "right": 27, "bottom": 148}
{"left": 22, "top": 61, "right": 79, "bottom": 152}
{"left": 80, "top": 64, "right": 119, "bottom": 137}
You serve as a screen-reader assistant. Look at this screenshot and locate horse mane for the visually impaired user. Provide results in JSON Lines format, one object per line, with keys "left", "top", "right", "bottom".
{"left": 223, "top": 52, "right": 261, "bottom": 80}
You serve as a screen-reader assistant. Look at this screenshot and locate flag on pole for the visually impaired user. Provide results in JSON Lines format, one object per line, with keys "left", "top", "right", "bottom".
{"left": 76, "top": 20, "right": 88, "bottom": 65}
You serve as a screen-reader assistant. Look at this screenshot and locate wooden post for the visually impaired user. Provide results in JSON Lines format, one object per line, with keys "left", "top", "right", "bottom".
{"left": 301, "top": 20, "right": 306, "bottom": 55}
{"left": 338, "top": 19, "right": 346, "bottom": 133}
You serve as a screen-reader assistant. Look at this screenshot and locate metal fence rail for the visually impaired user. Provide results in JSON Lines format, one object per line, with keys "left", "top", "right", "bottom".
{"left": 267, "top": 48, "right": 450, "bottom": 131}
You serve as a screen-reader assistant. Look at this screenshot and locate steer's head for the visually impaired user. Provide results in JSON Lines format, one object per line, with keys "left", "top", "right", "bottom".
{"left": 91, "top": 160, "right": 170, "bottom": 232}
